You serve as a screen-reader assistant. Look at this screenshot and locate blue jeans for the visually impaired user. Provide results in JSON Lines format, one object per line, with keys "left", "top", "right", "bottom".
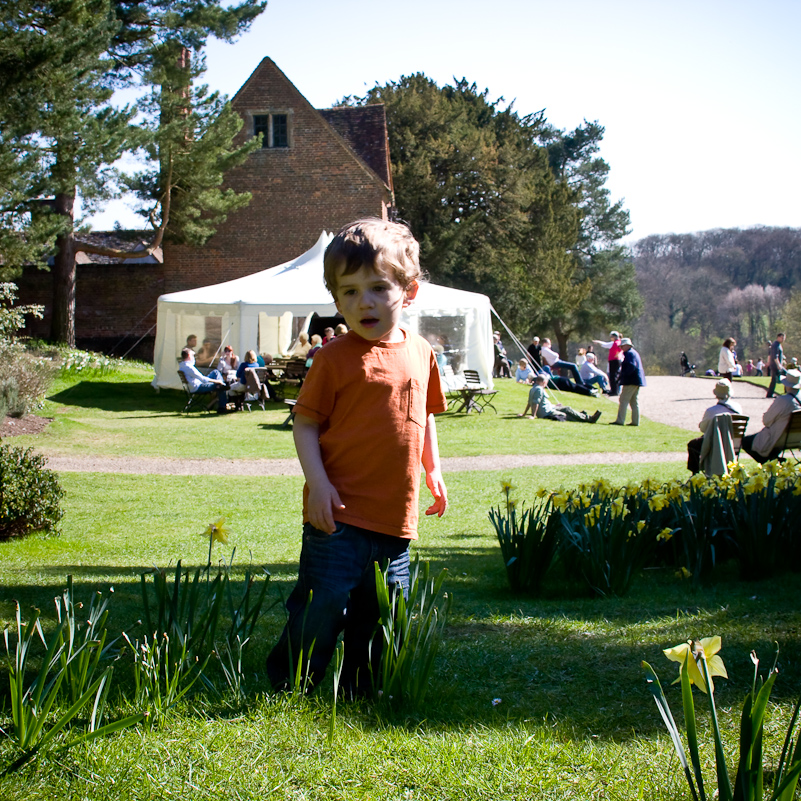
{"left": 266, "top": 522, "right": 410, "bottom": 695}
{"left": 583, "top": 374, "right": 608, "bottom": 391}
{"left": 542, "top": 362, "right": 585, "bottom": 386}
{"left": 192, "top": 369, "right": 228, "bottom": 410}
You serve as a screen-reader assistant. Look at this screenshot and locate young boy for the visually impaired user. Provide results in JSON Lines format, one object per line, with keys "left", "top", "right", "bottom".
{"left": 518, "top": 373, "right": 602, "bottom": 423}
{"left": 266, "top": 219, "right": 449, "bottom": 695}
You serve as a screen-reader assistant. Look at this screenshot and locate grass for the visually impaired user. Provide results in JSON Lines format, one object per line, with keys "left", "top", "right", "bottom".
{"left": 1, "top": 366, "right": 799, "bottom": 799}
{"left": 13, "top": 365, "right": 693, "bottom": 459}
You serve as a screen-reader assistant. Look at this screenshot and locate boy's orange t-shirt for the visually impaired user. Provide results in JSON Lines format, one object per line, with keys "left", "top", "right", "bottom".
{"left": 294, "top": 330, "right": 448, "bottom": 539}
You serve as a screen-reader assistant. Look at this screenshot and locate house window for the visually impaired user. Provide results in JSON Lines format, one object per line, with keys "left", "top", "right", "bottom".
{"left": 254, "top": 113, "right": 290, "bottom": 148}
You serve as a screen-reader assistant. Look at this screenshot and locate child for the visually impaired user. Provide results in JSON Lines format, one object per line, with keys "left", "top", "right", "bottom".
{"left": 518, "top": 373, "right": 601, "bottom": 423}
{"left": 515, "top": 358, "right": 534, "bottom": 383}
{"left": 266, "top": 219, "right": 449, "bottom": 695}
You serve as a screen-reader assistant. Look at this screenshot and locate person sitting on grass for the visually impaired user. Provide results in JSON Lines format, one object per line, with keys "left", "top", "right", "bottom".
{"left": 518, "top": 373, "right": 601, "bottom": 423}
{"left": 515, "top": 358, "right": 535, "bottom": 383}
{"left": 579, "top": 352, "right": 610, "bottom": 393}
{"left": 178, "top": 348, "right": 229, "bottom": 413}
{"left": 265, "top": 218, "right": 448, "bottom": 698}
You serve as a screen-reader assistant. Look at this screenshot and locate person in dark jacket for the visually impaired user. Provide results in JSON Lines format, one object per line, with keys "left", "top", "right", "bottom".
{"left": 611, "top": 338, "right": 646, "bottom": 426}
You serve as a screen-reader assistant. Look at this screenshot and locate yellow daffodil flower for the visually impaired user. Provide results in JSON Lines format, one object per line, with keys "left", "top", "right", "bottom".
{"left": 204, "top": 517, "right": 230, "bottom": 545}
{"left": 636, "top": 521, "right": 646, "bottom": 533}
{"left": 657, "top": 528, "right": 673, "bottom": 542}
{"left": 675, "top": 566, "right": 692, "bottom": 580}
{"left": 500, "top": 479, "right": 514, "bottom": 492}
{"left": 663, "top": 636, "right": 728, "bottom": 694}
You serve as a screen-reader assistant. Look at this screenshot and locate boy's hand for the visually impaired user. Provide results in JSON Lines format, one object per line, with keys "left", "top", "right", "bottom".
{"left": 424, "top": 468, "right": 448, "bottom": 517}
{"left": 306, "top": 480, "right": 345, "bottom": 534}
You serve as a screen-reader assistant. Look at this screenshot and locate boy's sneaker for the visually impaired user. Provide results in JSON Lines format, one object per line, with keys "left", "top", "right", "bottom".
{"left": 590, "top": 410, "right": 602, "bottom": 424}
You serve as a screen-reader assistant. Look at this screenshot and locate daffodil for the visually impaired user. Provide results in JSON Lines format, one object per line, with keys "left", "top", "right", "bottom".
{"left": 663, "top": 636, "right": 728, "bottom": 694}
{"left": 636, "top": 521, "right": 646, "bottom": 533}
{"left": 675, "top": 566, "right": 692, "bottom": 580}
{"left": 204, "top": 517, "right": 230, "bottom": 545}
{"left": 657, "top": 527, "right": 673, "bottom": 542}
{"left": 500, "top": 479, "right": 515, "bottom": 493}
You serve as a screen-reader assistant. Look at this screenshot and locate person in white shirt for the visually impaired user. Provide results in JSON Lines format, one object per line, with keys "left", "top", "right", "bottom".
{"left": 179, "top": 348, "right": 229, "bottom": 413}
{"left": 718, "top": 337, "right": 737, "bottom": 381}
{"left": 578, "top": 352, "right": 610, "bottom": 393}
{"left": 539, "top": 338, "right": 586, "bottom": 385}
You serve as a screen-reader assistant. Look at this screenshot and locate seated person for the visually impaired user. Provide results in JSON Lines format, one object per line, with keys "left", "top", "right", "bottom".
{"left": 686, "top": 379, "right": 743, "bottom": 473}
{"left": 334, "top": 323, "right": 348, "bottom": 337}
{"left": 217, "top": 345, "right": 239, "bottom": 375}
{"left": 433, "top": 343, "right": 448, "bottom": 372}
{"left": 579, "top": 352, "right": 610, "bottom": 393}
{"left": 194, "top": 338, "right": 218, "bottom": 367}
{"left": 547, "top": 373, "right": 597, "bottom": 396}
{"left": 515, "top": 358, "right": 535, "bottom": 383}
{"left": 178, "top": 348, "right": 229, "bottom": 413}
{"left": 288, "top": 332, "right": 311, "bottom": 359}
{"left": 228, "top": 349, "right": 260, "bottom": 396}
{"left": 305, "top": 334, "right": 323, "bottom": 366}
{"left": 741, "top": 369, "right": 801, "bottom": 463}
{"left": 493, "top": 332, "right": 512, "bottom": 378}
{"left": 321, "top": 326, "right": 336, "bottom": 345}
{"left": 539, "top": 338, "right": 586, "bottom": 385}
{"left": 518, "top": 373, "right": 601, "bottom": 423}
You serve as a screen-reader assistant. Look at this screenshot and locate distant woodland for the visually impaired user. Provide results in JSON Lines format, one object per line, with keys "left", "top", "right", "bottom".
{"left": 631, "top": 226, "right": 801, "bottom": 375}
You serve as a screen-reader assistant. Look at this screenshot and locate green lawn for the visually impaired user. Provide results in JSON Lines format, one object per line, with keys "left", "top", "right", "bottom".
{"left": 1, "top": 365, "right": 798, "bottom": 800}
{"left": 13, "top": 365, "right": 692, "bottom": 459}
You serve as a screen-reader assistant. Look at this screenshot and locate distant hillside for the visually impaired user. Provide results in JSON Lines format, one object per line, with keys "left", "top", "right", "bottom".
{"left": 630, "top": 226, "right": 801, "bottom": 375}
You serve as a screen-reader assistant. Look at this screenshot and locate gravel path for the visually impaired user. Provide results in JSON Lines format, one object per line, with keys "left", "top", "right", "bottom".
{"left": 26, "top": 376, "right": 772, "bottom": 476}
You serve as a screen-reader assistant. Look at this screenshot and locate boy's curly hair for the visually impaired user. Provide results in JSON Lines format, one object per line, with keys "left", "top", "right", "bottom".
{"left": 323, "top": 219, "right": 422, "bottom": 296}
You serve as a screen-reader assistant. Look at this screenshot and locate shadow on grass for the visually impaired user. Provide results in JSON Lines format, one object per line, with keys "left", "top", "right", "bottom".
{"left": 2, "top": 560, "right": 799, "bottom": 740}
{"left": 49, "top": 381, "right": 183, "bottom": 413}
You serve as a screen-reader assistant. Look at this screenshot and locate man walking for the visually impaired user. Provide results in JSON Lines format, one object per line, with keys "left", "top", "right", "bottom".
{"left": 766, "top": 332, "right": 786, "bottom": 398}
{"left": 611, "top": 338, "right": 646, "bottom": 426}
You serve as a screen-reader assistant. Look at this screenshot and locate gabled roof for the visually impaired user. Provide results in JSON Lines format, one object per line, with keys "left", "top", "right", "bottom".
{"left": 318, "top": 105, "right": 393, "bottom": 191}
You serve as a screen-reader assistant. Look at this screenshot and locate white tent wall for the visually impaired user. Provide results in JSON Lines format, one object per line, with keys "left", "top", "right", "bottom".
{"left": 152, "top": 232, "right": 494, "bottom": 391}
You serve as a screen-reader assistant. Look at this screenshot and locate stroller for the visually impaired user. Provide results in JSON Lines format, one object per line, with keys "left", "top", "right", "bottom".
{"left": 680, "top": 352, "right": 696, "bottom": 377}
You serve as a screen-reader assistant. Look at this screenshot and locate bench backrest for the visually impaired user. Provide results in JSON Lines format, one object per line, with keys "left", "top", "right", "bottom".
{"left": 782, "top": 409, "right": 801, "bottom": 451}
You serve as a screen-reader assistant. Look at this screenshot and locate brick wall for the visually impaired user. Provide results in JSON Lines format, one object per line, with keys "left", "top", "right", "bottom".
{"left": 15, "top": 262, "right": 163, "bottom": 359}
{"left": 14, "top": 57, "right": 390, "bottom": 359}
{"left": 163, "top": 58, "right": 391, "bottom": 293}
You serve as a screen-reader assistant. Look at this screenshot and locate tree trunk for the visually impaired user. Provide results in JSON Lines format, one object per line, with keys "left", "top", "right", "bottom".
{"left": 51, "top": 190, "right": 76, "bottom": 346}
{"left": 552, "top": 320, "right": 570, "bottom": 361}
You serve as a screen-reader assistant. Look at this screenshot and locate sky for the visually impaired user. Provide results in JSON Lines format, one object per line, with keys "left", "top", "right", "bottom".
{"left": 89, "top": 0, "right": 801, "bottom": 242}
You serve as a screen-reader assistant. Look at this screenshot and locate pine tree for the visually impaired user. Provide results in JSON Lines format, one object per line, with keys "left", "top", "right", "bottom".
{"left": 0, "top": 0, "right": 266, "bottom": 345}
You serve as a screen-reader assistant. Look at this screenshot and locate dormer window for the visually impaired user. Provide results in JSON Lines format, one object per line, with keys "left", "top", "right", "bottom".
{"left": 254, "top": 113, "right": 290, "bottom": 148}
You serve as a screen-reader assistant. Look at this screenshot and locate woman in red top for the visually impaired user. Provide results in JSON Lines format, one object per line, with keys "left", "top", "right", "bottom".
{"left": 593, "top": 331, "right": 624, "bottom": 396}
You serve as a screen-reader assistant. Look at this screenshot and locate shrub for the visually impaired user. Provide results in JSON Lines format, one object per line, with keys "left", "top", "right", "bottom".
{"left": 0, "top": 283, "right": 54, "bottom": 416}
{"left": 0, "top": 444, "right": 64, "bottom": 541}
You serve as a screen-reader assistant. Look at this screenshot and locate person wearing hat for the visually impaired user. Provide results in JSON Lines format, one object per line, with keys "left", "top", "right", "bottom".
{"left": 741, "top": 368, "right": 801, "bottom": 463}
{"left": 611, "top": 338, "right": 646, "bottom": 426}
{"left": 593, "top": 331, "right": 624, "bottom": 396}
{"left": 686, "top": 379, "right": 743, "bottom": 473}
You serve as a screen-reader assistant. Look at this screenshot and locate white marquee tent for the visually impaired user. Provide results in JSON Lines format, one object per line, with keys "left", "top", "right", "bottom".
{"left": 152, "top": 232, "right": 495, "bottom": 391}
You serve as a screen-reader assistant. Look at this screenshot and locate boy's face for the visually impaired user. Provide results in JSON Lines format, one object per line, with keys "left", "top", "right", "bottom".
{"left": 334, "top": 259, "right": 417, "bottom": 343}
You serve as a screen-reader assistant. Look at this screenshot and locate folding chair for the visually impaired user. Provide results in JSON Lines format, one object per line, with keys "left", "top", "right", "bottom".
{"left": 462, "top": 369, "right": 498, "bottom": 414}
{"left": 241, "top": 368, "right": 270, "bottom": 412}
{"left": 177, "top": 371, "right": 212, "bottom": 414}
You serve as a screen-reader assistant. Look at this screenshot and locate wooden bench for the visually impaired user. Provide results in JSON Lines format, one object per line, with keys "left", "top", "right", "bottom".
{"left": 777, "top": 409, "right": 801, "bottom": 461}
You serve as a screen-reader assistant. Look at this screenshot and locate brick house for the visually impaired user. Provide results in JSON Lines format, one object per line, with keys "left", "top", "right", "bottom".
{"left": 17, "top": 57, "right": 394, "bottom": 358}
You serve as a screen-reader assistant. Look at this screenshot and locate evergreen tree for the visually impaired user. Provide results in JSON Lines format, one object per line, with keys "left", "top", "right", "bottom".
{"left": 351, "top": 75, "right": 579, "bottom": 335}
{"left": 539, "top": 121, "right": 640, "bottom": 354}
{"left": 0, "top": 0, "right": 265, "bottom": 345}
